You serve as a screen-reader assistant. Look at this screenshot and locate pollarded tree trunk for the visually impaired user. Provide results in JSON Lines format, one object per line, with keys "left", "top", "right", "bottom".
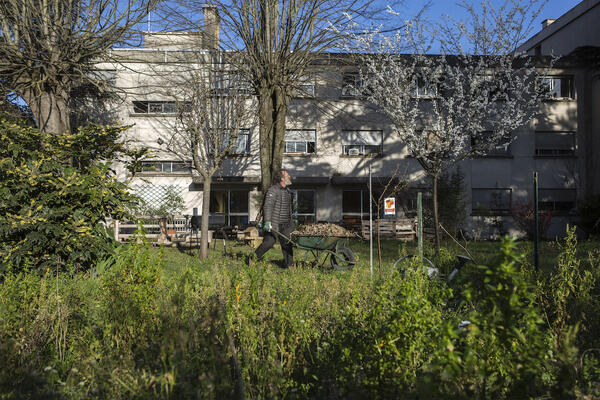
{"left": 271, "top": 85, "right": 288, "bottom": 184}
{"left": 432, "top": 173, "right": 441, "bottom": 254}
{"left": 21, "top": 88, "right": 71, "bottom": 135}
{"left": 258, "top": 85, "right": 289, "bottom": 194}
{"left": 258, "top": 90, "right": 275, "bottom": 193}
{"left": 200, "top": 176, "right": 212, "bottom": 260}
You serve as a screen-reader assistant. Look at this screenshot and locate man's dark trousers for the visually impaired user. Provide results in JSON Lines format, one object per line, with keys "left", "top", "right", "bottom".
{"left": 255, "top": 222, "right": 294, "bottom": 267}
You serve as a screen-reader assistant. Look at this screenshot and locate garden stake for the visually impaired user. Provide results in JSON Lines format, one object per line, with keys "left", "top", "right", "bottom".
{"left": 534, "top": 172, "right": 539, "bottom": 272}
{"left": 417, "top": 192, "right": 423, "bottom": 263}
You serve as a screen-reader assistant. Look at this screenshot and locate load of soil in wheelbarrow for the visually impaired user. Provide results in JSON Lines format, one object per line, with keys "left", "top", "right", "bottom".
{"left": 292, "top": 223, "right": 354, "bottom": 238}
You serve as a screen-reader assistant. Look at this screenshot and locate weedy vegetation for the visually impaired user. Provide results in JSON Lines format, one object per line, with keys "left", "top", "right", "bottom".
{"left": 1, "top": 227, "right": 600, "bottom": 399}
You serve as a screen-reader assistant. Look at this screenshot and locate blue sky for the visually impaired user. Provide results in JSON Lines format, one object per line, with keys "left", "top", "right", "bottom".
{"left": 397, "top": 0, "right": 581, "bottom": 35}
{"left": 140, "top": 0, "right": 584, "bottom": 51}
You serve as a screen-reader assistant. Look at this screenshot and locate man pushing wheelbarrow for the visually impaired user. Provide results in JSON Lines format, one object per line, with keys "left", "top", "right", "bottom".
{"left": 253, "top": 169, "right": 294, "bottom": 269}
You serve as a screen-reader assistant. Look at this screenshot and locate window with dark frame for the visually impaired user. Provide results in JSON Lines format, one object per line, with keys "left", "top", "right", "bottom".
{"left": 342, "top": 190, "right": 383, "bottom": 218}
{"left": 471, "top": 132, "right": 512, "bottom": 156}
{"left": 209, "top": 189, "right": 250, "bottom": 227}
{"left": 535, "top": 131, "right": 576, "bottom": 157}
{"left": 472, "top": 188, "right": 512, "bottom": 215}
{"left": 140, "top": 161, "right": 191, "bottom": 173}
{"left": 133, "top": 101, "right": 181, "bottom": 114}
{"left": 291, "top": 189, "right": 316, "bottom": 223}
{"left": 539, "top": 76, "right": 574, "bottom": 99}
{"left": 539, "top": 188, "right": 576, "bottom": 213}
{"left": 341, "top": 71, "right": 374, "bottom": 98}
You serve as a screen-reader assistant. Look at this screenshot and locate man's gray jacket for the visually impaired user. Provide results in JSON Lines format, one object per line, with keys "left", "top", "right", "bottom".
{"left": 263, "top": 184, "right": 293, "bottom": 226}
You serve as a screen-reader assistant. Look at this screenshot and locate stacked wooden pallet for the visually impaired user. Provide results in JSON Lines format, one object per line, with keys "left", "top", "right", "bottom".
{"left": 361, "top": 218, "right": 416, "bottom": 241}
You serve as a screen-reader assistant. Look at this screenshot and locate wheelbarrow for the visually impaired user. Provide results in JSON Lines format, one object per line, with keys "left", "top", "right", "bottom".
{"left": 271, "top": 230, "right": 356, "bottom": 271}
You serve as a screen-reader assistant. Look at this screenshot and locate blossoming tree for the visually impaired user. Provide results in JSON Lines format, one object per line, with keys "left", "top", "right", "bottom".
{"left": 353, "top": 0, "right": 546, "bottom": 251}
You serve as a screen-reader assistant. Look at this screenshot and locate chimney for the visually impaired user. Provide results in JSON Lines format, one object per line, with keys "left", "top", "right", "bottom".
{"left": 202, "top": 5, "right": 219, "bottom": 50}
{"left": 542, "top": 19, "right": 556, "bottom": 29}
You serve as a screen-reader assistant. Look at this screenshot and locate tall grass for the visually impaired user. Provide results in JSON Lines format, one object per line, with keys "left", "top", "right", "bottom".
{"left": 1, "top": 231, "right": 599, "bottom": 399}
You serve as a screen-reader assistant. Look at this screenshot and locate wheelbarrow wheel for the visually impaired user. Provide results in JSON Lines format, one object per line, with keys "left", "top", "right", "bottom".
{"left": 330, "top": 247, "right": 355, "bottom": 271}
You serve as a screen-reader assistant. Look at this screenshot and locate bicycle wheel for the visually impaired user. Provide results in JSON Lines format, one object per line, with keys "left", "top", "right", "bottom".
{"left": 330, "top": 247, "right": 356, "bottom": 271}
{"left": 393, "top": 255, "right": 438, "bottom": 278}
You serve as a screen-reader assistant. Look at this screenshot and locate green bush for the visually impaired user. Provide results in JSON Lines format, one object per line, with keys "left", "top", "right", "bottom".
{"left": 0, "top": 119, "right": 138, "bottom": 273}
{"left": 431, "top": 237, "right": 555, "bottom": 399}
{"left": 538, "top": 226, "right": 600, "bottom": 398}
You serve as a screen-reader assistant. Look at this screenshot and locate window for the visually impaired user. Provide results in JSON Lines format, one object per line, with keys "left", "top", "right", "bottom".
{"left": 472, "top": 188, "right": 512, "bottom": 214}
{"left": 535, "top": 131, "right": 576, "bottom": 157}
{"left": 396, "top": 191, "right": 424, "bottom": 216}
{"left": 539, "top": 76, "right": 574, "bottom": 99}
{"left": 90, "top": 69, "right": 117, "bottom": 86}
{"left": 133, "top": 101, "right": 178, "bottom": 114}
{"left": 217, "top": 129, "right": 251, "bottom": 155}
{"left": 341, "top": 72, "right": 373, "bottom": 97}
{"left": 230, "top": 129, "right": 250, "bottom": 155}
{"left": 229, "top": 190, "right": 250, "bottom": 226}
{"left": 343, "top": 190, "right": 369, "bottom": 216}
{"left": 342, "top": 190, "right": 383, "bottom": 231}
{"left": 341, "top": 130, "right": 382, "bottom": 156}
{"left": 291, "top": 190, "right": 316, "bottom": 223}
{"left": 477, "top": 74, "right": 511, "bottom": 101}
{"left": 296, "top": 76, "right": 315, "bottom": 97}
{"left": 413, "top": 77, "right": 437, "bottom": 98}
{"left": 209, "top": 189, "right": 249, "bottom": 227}
{"left": 211, "top": 72, "right": 252, "bottom": 96}
{"left": 284, "top": 130, "right": 316, "bottom": 154}
{"left": 342, "top": 190, "right": 383, "bottom": 216}
{"left": 539, "top": 189, "right": 576, "bottom": 213}
{"left": 341, "top": 72, "right": 360, "bottom": 97}
{"left": 140, "top": 161, "right": 191, "bottom": 173}
{"left": 471, "top": 132, "right": 512, "bottom": 156}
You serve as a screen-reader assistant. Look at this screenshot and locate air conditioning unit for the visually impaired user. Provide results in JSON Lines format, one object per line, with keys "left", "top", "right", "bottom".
{"left": 348, "top": 148, "right": 360, "bottom": 156}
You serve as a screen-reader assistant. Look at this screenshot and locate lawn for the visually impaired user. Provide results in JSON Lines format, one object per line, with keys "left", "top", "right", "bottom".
{"left": 156, "top": 235, "right": 600, "bottom": 278}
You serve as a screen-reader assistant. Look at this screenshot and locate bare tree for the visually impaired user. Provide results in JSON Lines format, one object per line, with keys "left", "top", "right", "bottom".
{"left": 0, "top": 0, "right": 157, "bottom": 134}
{"left": 160, "top": 0, "right": 383, "bottom": 194}
{"left": 155, "top": 64, "right": 253, "bottom": 259}
{"left": 354, "top": 0, "right": 546, "bottom": 252}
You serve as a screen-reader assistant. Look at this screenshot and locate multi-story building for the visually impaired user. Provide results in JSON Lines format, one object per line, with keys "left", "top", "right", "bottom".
{"left": 102, "top": 1, "right": 600, "bottom": 238}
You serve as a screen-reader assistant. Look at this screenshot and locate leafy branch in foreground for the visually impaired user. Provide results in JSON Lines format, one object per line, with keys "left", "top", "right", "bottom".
{"left": 0, "top": 120, "right": 139, "bottom": 273}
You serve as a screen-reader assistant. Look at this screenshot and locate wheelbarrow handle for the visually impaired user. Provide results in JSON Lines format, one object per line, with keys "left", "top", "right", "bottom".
{"left": 269, "top": 229, "right": 295, "bottom": 244}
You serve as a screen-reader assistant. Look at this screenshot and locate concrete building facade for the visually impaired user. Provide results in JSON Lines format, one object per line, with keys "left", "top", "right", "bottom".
{"left": 101, "top": 0, "right": 600, "bottom": 238}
